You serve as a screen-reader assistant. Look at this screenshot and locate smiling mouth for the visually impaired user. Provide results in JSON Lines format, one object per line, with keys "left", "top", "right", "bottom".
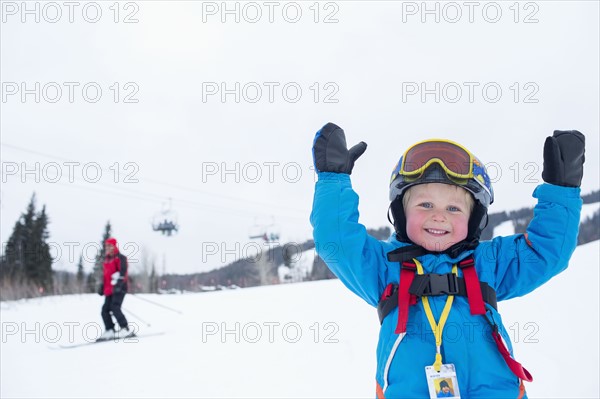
{"left": 424, "top": 228, "right": 449, "bottom": 236}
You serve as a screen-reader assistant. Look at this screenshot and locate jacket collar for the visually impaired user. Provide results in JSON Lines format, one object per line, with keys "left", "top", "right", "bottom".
{"left": 387, "top": 234, "right": 478, "bottom": 264}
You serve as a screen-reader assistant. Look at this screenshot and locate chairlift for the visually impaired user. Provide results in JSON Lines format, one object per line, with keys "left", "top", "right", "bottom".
{"left": 151, "top": 199, "right": 179, "bottom": 236}
{"left": 248, "top": 216, "right": 280, "bottom": 244}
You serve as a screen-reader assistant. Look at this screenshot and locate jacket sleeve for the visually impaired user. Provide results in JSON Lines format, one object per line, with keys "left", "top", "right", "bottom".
{"left": 310, "top": 172, "right": 388, "bottom": 306}
{"left": 488, "top": 183, "right": 582, "bottom": 300}
{"left": 119, "top": 254, "right": 128, "bottom": 277}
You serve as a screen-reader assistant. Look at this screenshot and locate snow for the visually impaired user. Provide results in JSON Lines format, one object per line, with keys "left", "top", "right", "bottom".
{"left": 278, "top": 249, "right": 316, "bottom": 283}
{"left": 1, "top": 241, "right": 599, "bottom": 398}
{"left": 492, "top": 220, "right": 515, "bottom": 237}
{"left": 581, "top": 202, "right": 600, "bottom": 221}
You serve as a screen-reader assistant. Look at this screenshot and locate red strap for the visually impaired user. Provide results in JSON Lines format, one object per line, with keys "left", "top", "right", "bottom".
{"left": 461, "top": 257, "right": 533, "bottom": 382}
{"left": 396, "top": 262, "right": 417, "bottom": 334}
{"left": 492, "top": 330, "right": 534, "bottom": 382}
{"left": 380, "top": 283, "right": 394, "bottom": 301}
{"left": 459, "top": 257, "right": 486, "bottom": 315}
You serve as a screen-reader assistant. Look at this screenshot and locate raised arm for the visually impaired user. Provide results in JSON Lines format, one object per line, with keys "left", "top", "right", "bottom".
{"left": 310, "top": 123, "right": 388, "bottom": 306}
{"left": 489, "top": 131, "right": 585, "bottom": 299}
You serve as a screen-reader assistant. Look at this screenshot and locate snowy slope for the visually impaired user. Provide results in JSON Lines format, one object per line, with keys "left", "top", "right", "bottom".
{"left": 278, "top": 249, "right": 316, "bottom": 283}
{"left": 1, "top": 242, "right": 598, "bottom": 398}
{"left": 581, "top": 202, "right": 600, "bottom": 220}
{"left": 492, "top": 220, "right": 515, "bottom": 237}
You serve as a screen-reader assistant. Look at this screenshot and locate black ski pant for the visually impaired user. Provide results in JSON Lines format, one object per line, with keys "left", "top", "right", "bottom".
{"left": 101, "top": 292, "right": 128, "bottom": 330}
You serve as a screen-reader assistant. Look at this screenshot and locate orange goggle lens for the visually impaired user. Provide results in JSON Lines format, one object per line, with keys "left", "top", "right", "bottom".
{"left": 401, "top": 140, "right": 473, "bottom": 178}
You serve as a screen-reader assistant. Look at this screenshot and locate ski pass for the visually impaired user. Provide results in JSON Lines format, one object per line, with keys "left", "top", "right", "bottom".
{"left": 425, "top": 364, "right": 461, "bottom": 399}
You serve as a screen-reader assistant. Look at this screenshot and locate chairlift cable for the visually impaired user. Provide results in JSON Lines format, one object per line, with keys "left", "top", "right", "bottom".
{"left": 2, "top": 142, "right": 307, "bottom": 214}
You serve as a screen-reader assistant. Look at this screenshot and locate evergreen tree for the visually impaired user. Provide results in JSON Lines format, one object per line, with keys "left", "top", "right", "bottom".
{"left": 86, "top": 273, "right": 97, "bottom": 294}
{"left": 76, "top": 254, "right": 85, "bottom": 293}
{"left": 30, "top": 205, "right": 53, "bottom": 293}
{"left": 149, "top": 263, "right": 158, "bottom": 293}
{"left": 0, "top": 193, "right": 53, "bottom": 296}
{"left": 1, "top": 219, "right": 25, "bottom": 282}
{"left": 18, "top": 194, "right": 37, "bottom": 286}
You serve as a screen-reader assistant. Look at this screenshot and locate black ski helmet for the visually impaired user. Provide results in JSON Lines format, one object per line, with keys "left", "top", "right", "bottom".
{"left": 388, "top": 139, "right": 494, "bottom": 243}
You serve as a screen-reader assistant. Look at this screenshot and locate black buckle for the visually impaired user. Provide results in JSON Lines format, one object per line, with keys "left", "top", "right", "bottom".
{"left": 409, "top": 273, "right": 460, "bottom": 297}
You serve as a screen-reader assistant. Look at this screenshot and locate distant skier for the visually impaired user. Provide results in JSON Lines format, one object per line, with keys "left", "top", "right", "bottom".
{"left": 311, "top": 124, "right": 585, "bottom": 398}
{"left": 97, "top": 237, "right": 133, "bottom": 341}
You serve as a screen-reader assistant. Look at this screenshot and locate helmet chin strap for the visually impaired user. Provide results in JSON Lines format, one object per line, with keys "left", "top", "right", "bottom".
{"left": 387, "top": 237, "right": 480, "bottom": 263}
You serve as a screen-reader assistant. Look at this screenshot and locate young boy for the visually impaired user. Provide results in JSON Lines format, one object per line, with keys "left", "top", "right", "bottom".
{"left": 310, "top": 123, "right": 585, "bottom": 398}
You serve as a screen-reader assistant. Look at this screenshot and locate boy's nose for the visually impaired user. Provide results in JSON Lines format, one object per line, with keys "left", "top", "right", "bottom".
{"left": 431, "top": 212, "right": 447, "bottom": 222}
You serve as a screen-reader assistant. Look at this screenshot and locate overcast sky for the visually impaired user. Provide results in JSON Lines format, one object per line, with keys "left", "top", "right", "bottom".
{"left": 1, "top": 1, "right": 598, "bottom": 275}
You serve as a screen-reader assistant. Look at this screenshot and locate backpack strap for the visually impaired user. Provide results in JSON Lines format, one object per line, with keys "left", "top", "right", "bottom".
{"left": 457, "top": 256, "right": 486, "bottom": 315}
{"left": 492, "top": 326, "right": 533, "bottom": 382}
{"left": 377, "top": 283, "right": 398, "bottom": 325}
{"left": 395, "top": 261, "right": 418, "bottom": 334}
{"left": 484, "top": 313, "right": 534, "bottom": 382}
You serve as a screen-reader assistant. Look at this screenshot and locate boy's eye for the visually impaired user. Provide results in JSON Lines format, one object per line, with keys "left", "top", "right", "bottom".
{"left": 447, "top": 205, "right": 461, "bottom": 212}
{"left": 419, "top": 202, "right": 433, "bottom": 209}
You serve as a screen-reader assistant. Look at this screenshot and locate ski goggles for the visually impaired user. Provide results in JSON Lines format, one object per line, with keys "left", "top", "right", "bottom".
{"left": 395, "top": 139, "right": 476, "bottom": 181}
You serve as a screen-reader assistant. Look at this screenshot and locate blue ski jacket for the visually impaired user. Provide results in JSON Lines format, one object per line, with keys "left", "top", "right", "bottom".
{"left": 310, "top": 172, "right": 581, "bottom": 399}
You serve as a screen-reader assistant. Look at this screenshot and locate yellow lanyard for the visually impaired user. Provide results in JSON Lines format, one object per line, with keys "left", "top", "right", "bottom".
{"left": 414, "top": 258, "right": 458, "bottom": 372}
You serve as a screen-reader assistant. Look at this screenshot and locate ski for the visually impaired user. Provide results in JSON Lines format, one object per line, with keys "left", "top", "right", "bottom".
{"left": 48, "top": 332, "right": 165, "bottom": 350}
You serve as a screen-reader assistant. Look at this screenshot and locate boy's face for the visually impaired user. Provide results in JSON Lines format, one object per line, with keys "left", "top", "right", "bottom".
{"left": 404, "top": 183, "right": 470, "bottom": 252}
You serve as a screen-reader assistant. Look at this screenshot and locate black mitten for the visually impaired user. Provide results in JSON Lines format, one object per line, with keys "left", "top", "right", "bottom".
{"left": 542, "top": 130, "right": 585, "bottom": 187}
{"left": 312, "top": 122, "right": 367, "bottom": 174}
{"left": 98, "top": 284, "right": 104, "bottom": 296}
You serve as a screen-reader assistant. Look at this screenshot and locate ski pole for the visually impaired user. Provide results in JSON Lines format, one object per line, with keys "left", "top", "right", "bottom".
{"left": 130, "top": 294, "right": 183, "bottom": 314}
{"left": 122, "top": 306, "right": 152, "bottom": 327}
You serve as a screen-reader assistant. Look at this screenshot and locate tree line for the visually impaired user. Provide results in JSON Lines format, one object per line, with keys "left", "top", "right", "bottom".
{"left": 0, "top": 194, "right": 159, "bottom": 301}
{"left": 162, "top": 192, "right": 600, "bottom": 290}
{"left": 1, "top": 190, "right": 598, "bottom": 300}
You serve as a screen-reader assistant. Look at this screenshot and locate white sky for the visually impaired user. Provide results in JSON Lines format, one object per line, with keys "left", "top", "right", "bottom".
{"left": 1, "top": 1, "right": 599, "bottom": 275}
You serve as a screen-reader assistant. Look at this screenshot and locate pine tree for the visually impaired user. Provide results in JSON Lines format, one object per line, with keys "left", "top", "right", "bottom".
{"left": 86, "top": 273, "right": 97, "bottom": 294}
{"left": 76, "top": 255, "right": 85, "bottom": 293}
{"left": 149, "top": 263, "right": 158, "bottom": 293}
{"left": 1, "top": 219, "right": 25, "bottom": 282}
{"left": 20, "top": 194, "right": 37, "bottom": 287}
{"left": 31, "top": 204, "right": 53, "bottom": 293}
{"left": 0, "top": 193, "right": 53, "bottom": 297}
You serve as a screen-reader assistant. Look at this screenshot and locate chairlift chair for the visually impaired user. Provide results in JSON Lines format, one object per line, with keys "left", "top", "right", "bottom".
{"left": 248, "top": 216, "right": 280, "bottom": 244}
{"left": 151, "top": 199, "right": 179, "bottom": 236}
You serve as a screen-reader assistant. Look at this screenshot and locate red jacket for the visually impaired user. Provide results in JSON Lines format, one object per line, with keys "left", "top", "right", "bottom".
{"left": 103, "top": 251, "right": 128, "bottom": 296}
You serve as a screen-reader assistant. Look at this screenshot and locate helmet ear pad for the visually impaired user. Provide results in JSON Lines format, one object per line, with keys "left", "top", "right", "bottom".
{"left": 389, "top": 193, "right": 488, "bottom": 244}
{"left": 390, "top": 195, "right": 409, "bottom": 242}
{"left": 468, "top": 202, "right": 488, "bottom": 242}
